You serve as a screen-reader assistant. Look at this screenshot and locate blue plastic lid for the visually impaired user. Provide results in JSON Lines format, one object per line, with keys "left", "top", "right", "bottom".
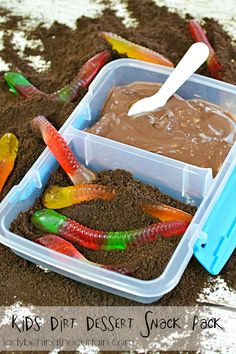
{"left": 194, "top": 165, "right": 236, "bottom": 275}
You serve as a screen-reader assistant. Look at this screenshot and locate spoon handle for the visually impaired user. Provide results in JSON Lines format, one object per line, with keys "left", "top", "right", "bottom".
{"left": 155, "top": 42, "right": 209, "bottom": 104}
{"left": 128, "top": 42, "right": 209, "bottom": 116}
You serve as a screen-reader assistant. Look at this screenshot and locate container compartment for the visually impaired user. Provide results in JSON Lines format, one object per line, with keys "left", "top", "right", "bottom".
{"left": 0, "top": 129, "right": 211, "bottom": 303}
{"left": 63, "top": 59, "right": 236, "bottom": 164}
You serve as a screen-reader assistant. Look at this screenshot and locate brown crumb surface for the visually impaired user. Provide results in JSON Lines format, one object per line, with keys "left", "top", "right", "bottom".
{"left": 10, "top": 168, "right": 196, "bottom": 281}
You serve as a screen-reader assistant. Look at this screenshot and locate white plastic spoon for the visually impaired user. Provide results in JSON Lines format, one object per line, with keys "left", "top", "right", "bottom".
{"left": 128, "top": 42, "right": 209, "bottom": 116}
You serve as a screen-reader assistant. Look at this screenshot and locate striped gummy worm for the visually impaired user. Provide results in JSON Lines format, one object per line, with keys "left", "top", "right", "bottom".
{"left": 32, "top": 209, "right": 189, "bottom": 250}
{"left": 43, "top": 184, "right": 116, "bottom": 209}
{"left": 100, "top": 32, "right": 174, "bottom": 67}
{"left": 0, "top": 133, "right": 19, "bottom": 193}
{"left": 142, "top": 203, "right": 193, "bottom": 222}
{"left": 188, "top": 20, "right": 223, "bottom": 79}
{"left": 4, "top": 50, "right": 111, "bottom": 102}
{"left": 35, "top": 234, "right": 134, "bottom": 275}
{"left": 32, "top": 115, "right": 95, "bottom": 184}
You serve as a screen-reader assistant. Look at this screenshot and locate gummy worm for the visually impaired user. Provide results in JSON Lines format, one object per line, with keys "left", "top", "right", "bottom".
{"left": 188, "top": 20, "right": 223, "bottom": 79}
{"left": 35, "top": 234, "right": 133, "bottom": 275}
{"left": 0, "top": 133, "right": 19, "bottom": 193}
{"left": 142, "top": 203, "right": 193, "bottom": 222}
{"left": 32, "top": 209, "right": 189, "bottom": 250}
{"left": 4, "top": 50, "right": 111, "bottom": 102}
{"left": 100, "top": 32, "right": 174, "bottom": 67}
{"left": 32, "top": 115, "right": 95, "bottom": 184}
{"left": 43, "top": 184, "right": 116, "bottom": 209}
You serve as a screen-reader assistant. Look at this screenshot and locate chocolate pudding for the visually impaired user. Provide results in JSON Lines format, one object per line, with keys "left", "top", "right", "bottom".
{"left": 87, "top": 82, "right": 236, "bottom": 175}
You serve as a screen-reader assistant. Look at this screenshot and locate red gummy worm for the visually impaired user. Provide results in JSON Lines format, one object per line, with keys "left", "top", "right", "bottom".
{"left": 188, "top": 20, "right": 223, "bottom": 79}
{"left": 59, "top": 219, "right": 189, "bottom": 250}
{"left": 32, "top": 115, "right": 95, "bottom": 184}
{"left": 75, "top": 50, "right": 111, "bottom": 88}
{"left": 35, "top": 234, "right": 133, "bottom": 275}
{"left": 32, "top": 210, "right": 189, "bottom": 250}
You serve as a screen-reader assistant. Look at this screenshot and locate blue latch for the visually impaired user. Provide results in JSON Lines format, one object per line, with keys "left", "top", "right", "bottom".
{"left": 194, "top": 165, "right": 236, "bottom": 275}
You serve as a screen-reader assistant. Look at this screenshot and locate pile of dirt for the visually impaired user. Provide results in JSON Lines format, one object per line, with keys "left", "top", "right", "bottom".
{"left": 10, "top": 168, "right": 197, "bottom": 281}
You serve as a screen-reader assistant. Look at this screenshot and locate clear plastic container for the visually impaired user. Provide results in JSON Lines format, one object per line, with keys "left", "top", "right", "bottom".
{"left": 0, "top": 59, "right": 235, "bottom": 303}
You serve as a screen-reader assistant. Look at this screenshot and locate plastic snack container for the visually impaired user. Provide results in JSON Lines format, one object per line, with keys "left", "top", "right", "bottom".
{"left": 0, "top": 59, "right": 235, "bottom": 303}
